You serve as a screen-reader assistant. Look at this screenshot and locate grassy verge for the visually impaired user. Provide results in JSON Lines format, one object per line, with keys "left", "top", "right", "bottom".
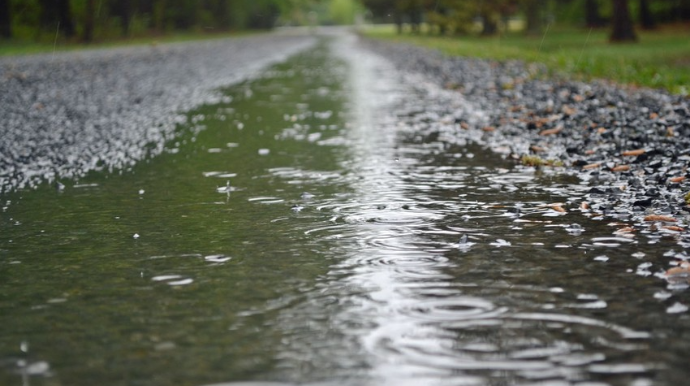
{"left": 362, "top": 24, "right": 690, "bottom": 96}
{"left": 0, "top": 30, "right": 257, "bottom": 57}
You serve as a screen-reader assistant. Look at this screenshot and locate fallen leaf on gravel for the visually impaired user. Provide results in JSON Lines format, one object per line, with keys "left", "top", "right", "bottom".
{"left": 622, "top": 149, "right": 645, "bottom": 156}
{"left": 667, "top": 127, "right": 675, "bottom": 137}
{"left": 561, "top": 106, "right": 577, "bottom": 116}
{"left": 670, "top": 176, "right": 685, "bottom": 183}
{"left": 539, "top": 127, "right": 563, "bottom": 136}
{"left": 460, "top": 122, "right": 470, "bottom": 130}
{"left": 580, "top": 202, "right": 589, "bottom": 210}
{"left": 482, "top": 126, "right": 495, "bottom": 132}
{"left": 596, "top": 127, "right": 607, "bottom": 134}
{"left": 548, "top": 204, "right": 566, "bottom": 212}
{"left": 644, "top": 215, "right": 677, "bottom": 222}
{"left": 666, "top": 263, "right": 690, "bottom": 277}
{"left": 582, "top": 163, "right": 601, "bottom": 170}
{"left": 612, "top": 165, "right": 630, "bottom": 172}
{"left": 585, "top": 149, "right": 595, "bottom": 155}
{"left": 663, "top": 226, "right": 685, "bottom": 232}
{"left": 530, "top": 145, "right": 545, "bottom": 153}
{"left": 614, "top": 227, "right": 635, "bottom": 235}
{"left": 650, "top": 112, "right": 659, "bottom": 119}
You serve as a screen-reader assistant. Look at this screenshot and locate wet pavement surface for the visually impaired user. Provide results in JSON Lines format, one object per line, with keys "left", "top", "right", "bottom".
{"left": 1, "top": 29, "right": 690, "bottom": 386}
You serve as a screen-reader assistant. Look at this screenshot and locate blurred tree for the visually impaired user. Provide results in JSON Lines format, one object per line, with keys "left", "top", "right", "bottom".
{"left": 111, "top": 0, "right": 132, "bottom": 36}
{"left": 424, "top": 0, "right": 475, "bottom": 35}
{"left": 474, "top": 0, "right": 518, "bottom": 36}
{"left": 153, "top": 0, "right": 167, "bottom": 32}
{"left": 522, "top": 0, "right": 541, "bottom": 35}
{"left": 329, "top": 0, "right": 359, "bottom": 24}
{"left": 0, "top": 0, "right": 10, "bottom": 38}
{"left": 610, "top": 0, "right": 636, "bottom": 42}
{"left": 585, "top": 0, "right": 606, "bottom": 27}
{"left": 83, "top": 0, "right": 95, "bottom": 42}
{"left": 638, "top": 0, "right": 655, "bottom": 29}
{"left": 39, "top": 0, "right": 75, "bottom": 37}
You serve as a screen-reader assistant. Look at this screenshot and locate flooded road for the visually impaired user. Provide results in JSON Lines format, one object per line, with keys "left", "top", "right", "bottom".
{"left": 2, "top": 32, "right": 690, "bottom": 386}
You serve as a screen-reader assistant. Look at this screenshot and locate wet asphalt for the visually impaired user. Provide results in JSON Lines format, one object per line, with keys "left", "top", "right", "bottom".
{"left": 1, "top": 30, "right": 690, "bottom": 245}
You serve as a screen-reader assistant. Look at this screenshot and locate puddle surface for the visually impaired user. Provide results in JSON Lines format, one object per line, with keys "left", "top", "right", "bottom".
{"left": 1, "top": 33, "right": 689, "bottom": 386}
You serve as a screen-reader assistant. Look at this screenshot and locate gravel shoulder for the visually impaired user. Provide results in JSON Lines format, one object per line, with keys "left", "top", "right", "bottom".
{"left": 0, "top": 32, "right": 316, "bottom": 192}
{"left": 363, "top": 37, "right": 690, "bottom": 250}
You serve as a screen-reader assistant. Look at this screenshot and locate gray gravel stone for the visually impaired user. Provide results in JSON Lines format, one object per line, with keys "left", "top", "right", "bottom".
{"left": 363, "top": 37, "right": 690, "bottom": 245}
{"left": 0, "top": 33, "right": 316, "bottom": 192}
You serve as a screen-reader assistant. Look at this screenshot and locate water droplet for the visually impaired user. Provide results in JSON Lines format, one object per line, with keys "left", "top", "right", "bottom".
{"left": 168, "top": 278, "right": 193, "bottom": 286}
{"left": 258, "top": 148, "right": 270, "bottom": 155}
{"left": 138, "top": 189, "right": 145, "bottom": 195}
{"left": 666, "top": 302, "right": 688, "bottom": 314}
{"left": 205, "top": 254, "right": 231, "bottom": 263}
{"left": 490, "top": 239, "right": 511, "bottom": 247}
{"left": 133, "top": 233, "right": 140, "bottom": 239}
{"left": 22, "top": 361, "right": 50, "bottom": 375}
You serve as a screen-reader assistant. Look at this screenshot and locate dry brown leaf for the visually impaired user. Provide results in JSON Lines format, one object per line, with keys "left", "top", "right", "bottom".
{"left": 649, "top": 112, "right": 659, "bottom": 119}
{"left": 539, "top": 127, "right": 563, "bottom": 136}
{"left": 670, "top": 176, "right": 685, "bottom": 183}
{"left": 580, "top": 202, "right": 589, "bottom": 210}
{"left": 573, "top": 94, "right": 584, "bottom": 102}
{"left": 644, "top": 215, "right": 677, "bottom": 222}
{"left": 621, "top": 149, "right": 645, "bottom": 156}
{"left": 663, "top": 226, "right": 685, "bottom": 232}
{"left": 561, "top": 106, "right": 577, "bottom": 116}
{"left": 612, "top": 165, "right": 630, "bottom": 172}
{"left": 596, "top": 127, "right": 607, "bottom": 134}
{"left": 482, "top": 126, "right": 496, "bottom": 132}
{"left": 582, "top": 163, "right": 601, "bottom": 170}
{"left": 530, "top": 145, "right": 545, "bottom": 153}
{"left": 550, "top": 205, "right": 566, "bottom": 213}
{"left": 584, "top": 149, "right": 595, "bottom": 155}
{"left": 616, "top": 227, "right": 635, "bottom": 233}
{"left": 460, "top": 122, "right": 470, "bottom": 130}
{"left": 666, "top": 266, "right": 690, "bottom": 276}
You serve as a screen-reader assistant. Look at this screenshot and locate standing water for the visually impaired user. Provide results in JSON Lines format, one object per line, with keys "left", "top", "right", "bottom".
{"left": 1, "top": 32, "right": 689, "bottom": 386}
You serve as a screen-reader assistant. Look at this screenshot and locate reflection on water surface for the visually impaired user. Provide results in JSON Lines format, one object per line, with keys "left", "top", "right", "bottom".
{"left": 1, "top": 33, "right": 689, "bottom": 386}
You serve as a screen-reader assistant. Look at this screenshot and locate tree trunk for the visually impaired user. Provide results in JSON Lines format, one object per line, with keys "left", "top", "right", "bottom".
{"left": 56, "top": 0, "right": 75, "bottom": 37}
{"left": 394, "top": 11, "right": 402, "bottom": 34}
{"left": 117, "top": 0, "right": 131, "bottom": 36}
{"left": 523, "top": 0, "right": 541, "bottom": 36}
{"left": 610, "top": 0, "right": 637, "bottom": 42}
{"left": 0, "top": 0, "right": 10, "bottom": 38}
{"left": 481, "top": 12, "right": 497, "bottom": 36}
{"left": 83, "top": 0, "right": 95, "bottom": 42}
{"left": 639, "top": 0, "right": 655, "bottom": 29}
{"left": 153, "top": 0, "right": 167, "bottom": 33}
{"left": 585, "top": 0, "right": 605, "bottom": 27}
{"left": 216, "top": 0, "right": 229, "bottom": 30}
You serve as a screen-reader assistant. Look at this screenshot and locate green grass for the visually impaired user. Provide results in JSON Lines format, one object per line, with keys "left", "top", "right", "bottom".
{"left": 362, "top": 24, "right": 690, "bottom": 95}
{"left": 0, "top": 30, "right": 257, "bottom": 57}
